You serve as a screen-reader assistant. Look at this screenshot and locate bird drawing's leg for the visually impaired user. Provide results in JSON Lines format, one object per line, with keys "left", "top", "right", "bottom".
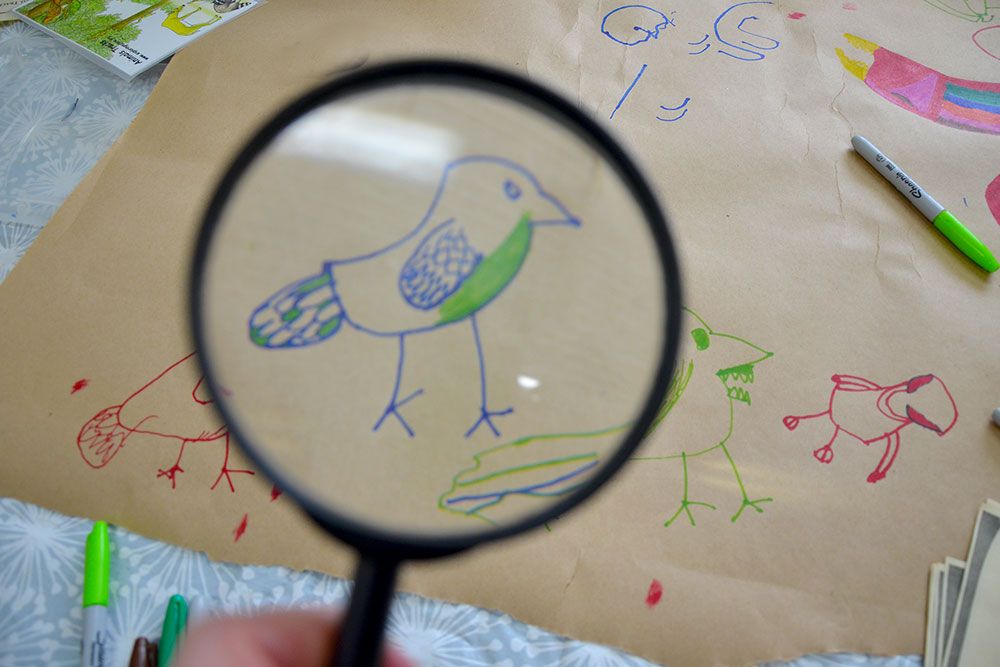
{"left": 211, "top": 433, "right": 255, "bottom": 493}
{"left": 813, "top": 426, "right": 840, "bottom": 464}
{"left": 721, "top": 442, "right": 772, "bottom": 523}
{"left": 664, "top": 451, "right": 716, "bottom": 528}
{"left": 373, "top": 334, "right": 424, "bottom": 437}
{"left": 156, "top": 440, "right": 188, "bottom": 489}
{"left": 782, "top": 409, "right": 829, "bottom": 431}
{"left": 464, "top": 314, "right": 513, "bottom": 438}
{"left": 866, "top": 431, "right": 900, "bottom": 484}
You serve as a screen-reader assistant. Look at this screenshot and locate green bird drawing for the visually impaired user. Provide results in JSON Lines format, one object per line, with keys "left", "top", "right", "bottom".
{"left": 634, "top": 307, "right": 773, "bottom": 527}
{"left": 437, "top": 308, "right": 773, "bottom": 529}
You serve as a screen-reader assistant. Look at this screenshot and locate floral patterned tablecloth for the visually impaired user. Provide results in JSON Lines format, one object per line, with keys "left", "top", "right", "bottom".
{"left": 0, "top": 20, "right": 921, "bottom": 667}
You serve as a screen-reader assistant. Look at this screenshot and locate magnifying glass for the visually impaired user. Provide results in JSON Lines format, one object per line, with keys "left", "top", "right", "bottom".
{"left": 191, "top": 61, "right": 682, "bottom": 666}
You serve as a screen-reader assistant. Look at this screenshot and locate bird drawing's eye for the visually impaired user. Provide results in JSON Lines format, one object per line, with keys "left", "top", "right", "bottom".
{"left": 691, "top": 328, "right": 710, "bottom": 351}
{"left": 504, "top": 179, "right": 522, "bottom": 200}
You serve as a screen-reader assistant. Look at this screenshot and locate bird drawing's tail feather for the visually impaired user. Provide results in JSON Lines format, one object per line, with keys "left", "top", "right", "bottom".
{"left": 249, "top": 270, "right": 343, "bottom": 348}
{"left": 77, "top": 405, "right": 130, "bottom": 468}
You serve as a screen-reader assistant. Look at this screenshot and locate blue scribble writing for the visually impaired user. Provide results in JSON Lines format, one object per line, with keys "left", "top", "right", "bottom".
{"left": 602, "top": 2, "right": 780, "bottom": 123}
{"left": 656, "top": 97, "right": 691, "bottom": 122}
{"left": 714, "top": 1, "right": 780, "bottom": 61}
{"left": 687, "top": 34, "right": 710, "bottom": 55}
{"left": 601, "top": 4, "right": 674, "bottom": 46}
{"left": 247, "top": 157, "right": 581, "bottom": 439}
{"left": 610, "top": 63, "right": 648, "bottom": 120}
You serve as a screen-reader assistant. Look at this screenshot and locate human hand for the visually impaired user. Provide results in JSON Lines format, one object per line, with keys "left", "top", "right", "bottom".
{"left": 174, "top": 609, "right": 413, "bottom": 667}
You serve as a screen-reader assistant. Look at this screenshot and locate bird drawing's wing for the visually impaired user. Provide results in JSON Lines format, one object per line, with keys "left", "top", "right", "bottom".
{"left": 831, "top": 374, "right": 882, "bottom": 392}
{"left": 248, "top": 270, "right": 343, "bottom": 348}
{"left": 398, "top": 219, "right": 483, "bottom": 310}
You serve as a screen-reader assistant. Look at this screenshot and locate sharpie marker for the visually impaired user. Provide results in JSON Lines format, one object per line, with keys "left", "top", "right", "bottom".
{"left": 82, "top": 521, "right": 111, "bottom": 667}
{"left": 851, "top": 136, "right": 998, "bottom": 272}
{"left": 158, "top": 594, "right": 187, "bottom": 667}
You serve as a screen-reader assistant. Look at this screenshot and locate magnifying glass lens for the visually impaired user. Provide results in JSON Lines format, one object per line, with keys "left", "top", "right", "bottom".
{"left": 199, "top": 78, "right": 670, "bottom": 540}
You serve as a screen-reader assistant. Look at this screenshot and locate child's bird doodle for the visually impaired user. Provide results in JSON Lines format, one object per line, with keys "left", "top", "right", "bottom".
{"left": 77, "top": 352, "right": 254, "bottom": 492}
{"left": 634, "top": 308, "right": 774, "bottom": 527}
{"left": 248, "top": 156, "right": 580, "bottom": 439}
{"left": 438, "top": 309, "right": 775, "bottom": 528}
{"left": 783, "top": 374, "right": 958, "bottom": 483}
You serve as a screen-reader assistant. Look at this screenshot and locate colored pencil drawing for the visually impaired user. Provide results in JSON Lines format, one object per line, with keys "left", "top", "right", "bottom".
{"left": 603, "top": 2, "right": 779, "bottom": 123}
{"left": 987, "top": 174, "right": 1000, "bottom": 225}
{"left": 633, "top": 308, "right": 774, "bottom": 527}
{"left": 837, "top": 34, "right": 1000, "bottom": 135}
{"left": 248, "top": 156, "right": 580, "bottom": 440}
{"left": 919, "top": 0, "right": 998, "bottom": 23}
{"left": 438, "top": 308, "right": 774, "bottom": 529}
{"left": 783, "top": 374, "right": 958, "bottom": 484}
{"left": 76, "top": 352, "right": 254, "bottom": 492}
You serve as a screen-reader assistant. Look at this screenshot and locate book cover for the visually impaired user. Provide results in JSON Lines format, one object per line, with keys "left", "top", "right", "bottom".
{"left": 15, "top": 0, "right": 258, "bottom": 80}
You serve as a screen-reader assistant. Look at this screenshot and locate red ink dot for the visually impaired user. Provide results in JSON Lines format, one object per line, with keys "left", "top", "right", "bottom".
{"left": 787, "top": 11, "right": 806, "bottom": 19}
{"left": 842, "top": 2, "right": 858, "bottom": 9}
{"left": 233, "top": 513, "right": 249, "bottom": 542}
{"left": 645, "top": 579, "right": 663, "bottom": 608}
{"left": 270, "top": 485, "right": 283, "bottom": 502}
{"left": 71, "top": 379, "right": 89, "bottom": 394}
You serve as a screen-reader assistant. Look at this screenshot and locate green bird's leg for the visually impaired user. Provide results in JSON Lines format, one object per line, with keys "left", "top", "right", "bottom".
{"left": 664, "top": 451, "right": 717, "bottom": 527}
{"left": 721, "top": 442, "right": 772, "bottom": 522}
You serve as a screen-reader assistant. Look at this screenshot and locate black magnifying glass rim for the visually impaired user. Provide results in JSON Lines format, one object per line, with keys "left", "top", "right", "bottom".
{"left": 190, "top": 59, "right": 683, "bottom": 561}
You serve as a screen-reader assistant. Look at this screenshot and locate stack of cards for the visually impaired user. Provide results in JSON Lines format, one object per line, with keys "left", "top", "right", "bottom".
{"left": 925, "top": 499, "right": 1000, "bottom": 667}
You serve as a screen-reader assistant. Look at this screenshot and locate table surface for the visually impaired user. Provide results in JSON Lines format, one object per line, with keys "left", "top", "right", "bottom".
{"left": 0, "top": 20, "right": 921, "bottom": 667}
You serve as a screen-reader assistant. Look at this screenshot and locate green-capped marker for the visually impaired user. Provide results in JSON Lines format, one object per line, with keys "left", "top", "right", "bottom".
{"left": 932, "top": 210, "right": 1000, "bottom": 273}
{"left": 84, "top": 521, "right": 110, "bottom": 606}
{"left": 82, "top": 521, "right": 111, "bottom": 667}
{"left": 852, "top": 135, "right": 998, "bottom": 273}
{"left": 158, "top": 594, "right": 188, "bottom": 667}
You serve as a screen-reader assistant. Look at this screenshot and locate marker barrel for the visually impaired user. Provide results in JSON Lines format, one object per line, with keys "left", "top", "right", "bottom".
{"left": 851, "top": 135, "right": 943, "bottom": 221}
{"left": 82, "top": 605, "right": 110, "bottom": 667}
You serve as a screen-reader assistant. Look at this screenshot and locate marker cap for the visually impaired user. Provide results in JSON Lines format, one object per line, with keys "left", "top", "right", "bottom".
{"left": 83, "top": 521, "right": 110, "bottom": 607}
{"left": 932, "top": 210, "right": 1000, "bottom": 273}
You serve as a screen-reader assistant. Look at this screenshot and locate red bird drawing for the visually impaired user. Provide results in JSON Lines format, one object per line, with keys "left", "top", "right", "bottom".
{"left": 782, "top": 374, "right": 958, "bottom": 484}
{"left": 76, "top": 352, "right": 253, "bottom": 491}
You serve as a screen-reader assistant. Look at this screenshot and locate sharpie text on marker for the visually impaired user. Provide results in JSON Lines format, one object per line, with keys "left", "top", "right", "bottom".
{"left": 851, "top": 135, "right": 999, "bottom": 273}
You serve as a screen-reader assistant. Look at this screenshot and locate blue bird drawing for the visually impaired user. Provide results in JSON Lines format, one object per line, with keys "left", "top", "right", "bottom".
{"left": 248, "top": 156, "right": 580, "bottom": 438}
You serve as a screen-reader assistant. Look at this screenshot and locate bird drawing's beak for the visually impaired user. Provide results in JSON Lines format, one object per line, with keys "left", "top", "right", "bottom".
{"left": 903, "top": 374, "right": 958, "bottom": 436}
{"left": 713, "top": 335, "right": 773, "bottom": 406}
{"left": 528, "top": 193, "right": 582, "bottom": 228}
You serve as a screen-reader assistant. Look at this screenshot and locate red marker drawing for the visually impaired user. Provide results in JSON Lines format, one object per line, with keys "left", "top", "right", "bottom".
{"left": 645, "top": 579, "right": 664, "bottom": 608}
{"left": 233, "top": 513, "right": 249, "bottom": 542}
{"left": 77, "top": 352, "right": 253, "bottom": 492}
{"left": 783, "top": 374, "right": 957, "bottom": 484}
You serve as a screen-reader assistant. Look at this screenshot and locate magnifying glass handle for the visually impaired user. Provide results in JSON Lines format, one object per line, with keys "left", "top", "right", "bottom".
{"left": 332, "top": 555, "right": 400, "bottom": 667}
